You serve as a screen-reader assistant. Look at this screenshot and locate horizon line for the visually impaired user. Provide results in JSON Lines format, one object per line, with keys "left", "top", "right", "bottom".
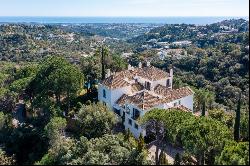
{"left": 0, "top": 16, "right": 249, "bottom": 18}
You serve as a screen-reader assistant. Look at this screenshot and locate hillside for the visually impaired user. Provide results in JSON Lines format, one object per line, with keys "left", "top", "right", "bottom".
{"left": 128, "top": 19, "right": 249, "bottom": 46}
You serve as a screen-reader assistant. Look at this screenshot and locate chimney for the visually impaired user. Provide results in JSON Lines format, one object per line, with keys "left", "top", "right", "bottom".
{"left": 138, "top": 62, "right": 142, "bottom": 68}
{"left": 146, "top": 61, "right": 151, "bottom": 67}
{"left": 170, "top": 68, "right": 173, "bottom": 77}
{"left": 128, "top": 64, "right": 133, "bottom": 70}
{"left": 106, "top": 69, "right": 111, "bottom": 78}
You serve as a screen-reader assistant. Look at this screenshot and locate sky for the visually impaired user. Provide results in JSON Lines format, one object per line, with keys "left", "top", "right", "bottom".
{"left": 0, "top": 0, "right": 249, "bottom": 17}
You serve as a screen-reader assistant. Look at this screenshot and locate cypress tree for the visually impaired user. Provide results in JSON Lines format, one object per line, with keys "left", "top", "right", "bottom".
{"left": 137, "top": 133, "right": 145, "bottom": 152}
{"left": 101, "top": 45, "right": 106, "bottom": 80}
{"left": 159, "top": 150, "right": 168, "bottom": 165}
{"left": 234, "top": 92, "right": 241, "bottom": 142}
{"left": 202, "top": 100, "right": 206, "bottom": 116}
{"left": 124, "top": 128, "right": 132, "bottom": 141}
{"left": 174, "top": 153, "right": 181, "bottom": 165}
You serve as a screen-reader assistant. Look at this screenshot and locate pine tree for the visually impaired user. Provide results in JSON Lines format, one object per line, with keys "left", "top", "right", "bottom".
{"left": 137, "top": 133, "right": 145, "bottom": 152}
{"left": 174, "top": 153, "right": 181, "bottom": 165}
{"left": 234, "top": 92, "right": 241, "bottom": 142}
{"left": 202, "top": 100, "right": 206, "bottom": 116}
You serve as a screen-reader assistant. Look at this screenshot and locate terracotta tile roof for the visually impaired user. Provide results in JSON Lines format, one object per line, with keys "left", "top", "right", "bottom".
{"left": 101, "top": 66, "right": 169, "bottom": 89}
{"left": 116, "top": 85, "right": 194, "bottom": 111}
{"left": 134, "top": 66, "right": 169, "bottom": 81}
{"left": 101, "top": 75, "right": 130, "bottom": 90}
{"left": 154, "top": 85, "right": 194, "bottom": 103}
{"left": 116, "top": 91, "right": 163, "bottom": 110}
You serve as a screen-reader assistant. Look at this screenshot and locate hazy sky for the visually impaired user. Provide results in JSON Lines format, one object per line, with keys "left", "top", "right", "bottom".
{"left": 0, "top": 0, "right": 249, "bottom": 17}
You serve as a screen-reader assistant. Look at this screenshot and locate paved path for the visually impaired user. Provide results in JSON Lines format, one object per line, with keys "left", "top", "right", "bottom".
{"left": 147, "top": 142, "right": 184, "bottom": 164}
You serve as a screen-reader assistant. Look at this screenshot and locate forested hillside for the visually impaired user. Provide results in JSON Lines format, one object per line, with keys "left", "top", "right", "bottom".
{"left": 0, "top": 19, "right": 249, "bottom": 165}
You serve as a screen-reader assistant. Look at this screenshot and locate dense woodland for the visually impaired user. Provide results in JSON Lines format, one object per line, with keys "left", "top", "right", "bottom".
{"left": 0, "top": 19, "right": 249, "bottom": 165}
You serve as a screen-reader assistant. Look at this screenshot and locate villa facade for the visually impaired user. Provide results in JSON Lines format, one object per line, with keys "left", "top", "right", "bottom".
{"left": 98, "top": 63, "right": 194, "bottom": 138}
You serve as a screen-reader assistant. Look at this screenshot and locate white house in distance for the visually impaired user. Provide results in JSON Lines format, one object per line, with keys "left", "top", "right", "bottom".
{"left": 98, "top": 63, "right": 194, "bottom": 138}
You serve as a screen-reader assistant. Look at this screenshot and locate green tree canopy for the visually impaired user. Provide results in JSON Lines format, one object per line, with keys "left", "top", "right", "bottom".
{"left": 45, "top": 116, "right": 67, "bottom": 143}
{"left": 36, "top": 134, "right": 150, "bottom": 165}
{"left": 28, "top": 56, "right": 83, "bottom": 112}
{"left": 76, "top": 102, "right": 117, "bottom": 138}
{"left": 216, "top": 141, "right": 249, "bottom": 165}
{"left": 141, "top": 108, "right": 233, "bottom": 165}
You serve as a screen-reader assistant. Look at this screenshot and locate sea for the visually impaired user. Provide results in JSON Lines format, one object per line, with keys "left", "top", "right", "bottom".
{"left": 0, "top": 16, "right": 248, "bottom": 25}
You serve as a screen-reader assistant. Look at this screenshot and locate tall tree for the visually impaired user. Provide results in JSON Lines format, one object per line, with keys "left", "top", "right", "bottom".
{"left": 174, "top": 153, "right": 181, "bottom": 165}
{"left": 234, "top": 92, "right": 241, "bottom": 142}
{"left": 159, "top": 150, "right": 168, "bottom": 165}
{"left": 215, "top": 141, "right": 249, "bottom": 165}
{"left": 194, "top": 89, "right": 214, "bottom": 113}
{"left": 76, "top": 102, "right": 117, "bottom": 138}
{"left": 45, "top": 116, "right": 67, "bottom": 144}
{"left": 202, "top": 100, "right": 206, "bottom": 116}
{"left": 28, "top": 56, "right": 83, "bottom": 113}
{"left": 137, "top": 133, "right": 145, "bottom": 152}
{"left": 101, "top": 45, "right": 110, "bottom": 80}
{"left": 142, "top": 108, "right": 232, "bottom": 165}
{"left": 140, "top": 109, "right": 166, "bottom": 165}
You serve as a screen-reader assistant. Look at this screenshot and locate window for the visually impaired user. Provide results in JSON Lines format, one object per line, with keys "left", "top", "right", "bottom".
{"left": 126, "top": 110, "right": 130, "bottom": 115}
{"left": 132, "top": 108, "right": 140, "bottom": 120}
{"left": 114, "top": 108, "right": 121, "bottom": 116}
{"left": 166, "top": 79, "right": 171, "bottom": 87}
{"left": 126, "top": 104, "right": 130, "bottom": 114}
{"left": 145, "top": 81, "right": 151, "bottom": 90}
{"left": 134, "top": 123, "right": 139, "bottom": 130}
{"left": 103, "top": 89, "right": 106, "bottom": 98}
{"left": 128, "top": 119, "right": 132, "bottom": 126}
{"left": 179, "top": 100, "right": 181, "bottom": 105}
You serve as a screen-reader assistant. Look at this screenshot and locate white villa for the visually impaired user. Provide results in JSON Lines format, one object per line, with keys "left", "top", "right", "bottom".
{"left": 98, "top": 63, "right": 194, "bottom": 138}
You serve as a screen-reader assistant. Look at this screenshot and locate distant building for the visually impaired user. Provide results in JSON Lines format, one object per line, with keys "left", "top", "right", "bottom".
{"left": 122, "top": 52, "right": 134, "bottom": 58}
{"left": 157, "top": 49, "right": 187, "bottom": 60}
{"left": 147, "top": 39, "right": 158, "bottom": 43}
{"left": 172, "top": 41, "right": 192, "bottom": 47}
{"left": 98, "top": 64, "right": 194, "bottom": 138}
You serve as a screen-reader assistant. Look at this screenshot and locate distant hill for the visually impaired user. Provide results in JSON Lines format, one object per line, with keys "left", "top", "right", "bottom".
{"left": 0, "top": 24, "right": 137, "bottom": 62}
{"left": 128, "top": 19, "right": 249, "bottom": 46}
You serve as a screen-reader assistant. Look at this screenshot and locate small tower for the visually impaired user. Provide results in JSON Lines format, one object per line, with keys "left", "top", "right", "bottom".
{"left": 146, "top": 61, "right": 151, "bottom": 67}
{"left": 128, "top": 64, "right": 134, "bottom": 70}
